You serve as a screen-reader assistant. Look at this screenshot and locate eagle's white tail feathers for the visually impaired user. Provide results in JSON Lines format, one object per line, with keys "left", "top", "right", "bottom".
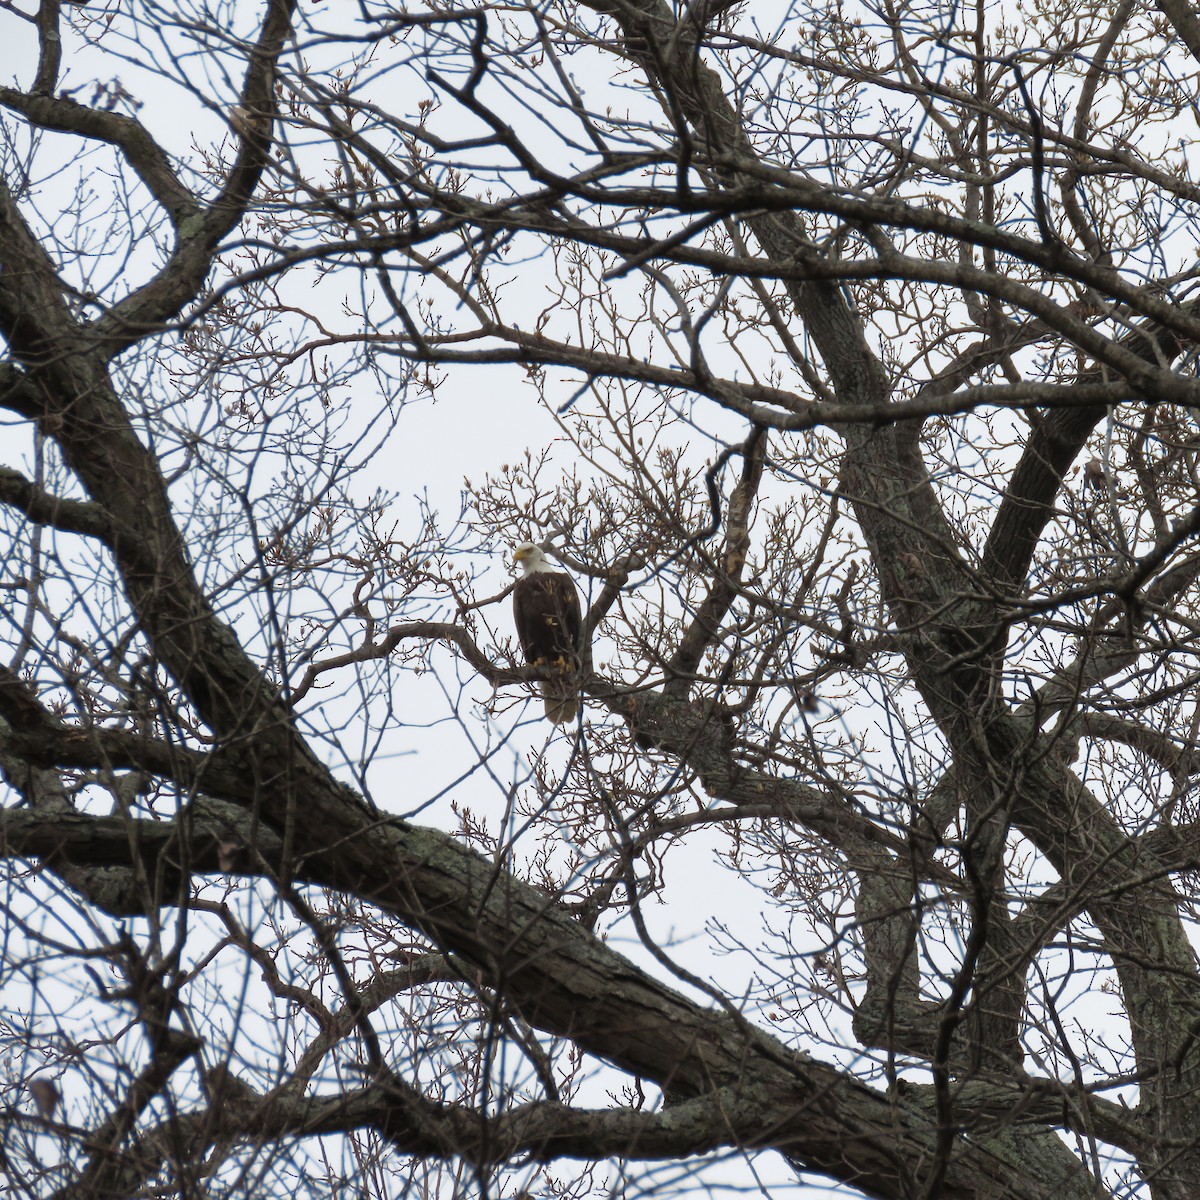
{"left": 540, "top": 680, "right": 578, "bottom": 725}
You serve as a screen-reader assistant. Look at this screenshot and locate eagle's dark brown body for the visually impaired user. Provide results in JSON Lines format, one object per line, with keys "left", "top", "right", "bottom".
{"left": 513, "top": 544, "right": 582, "bottom": 724}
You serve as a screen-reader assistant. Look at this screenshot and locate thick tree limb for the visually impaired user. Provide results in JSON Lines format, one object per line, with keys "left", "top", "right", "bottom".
{"left": 0, "top": 87, "right": 199, "bottom": 226}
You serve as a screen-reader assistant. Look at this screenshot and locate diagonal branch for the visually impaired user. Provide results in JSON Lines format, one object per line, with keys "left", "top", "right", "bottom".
{"left": 91, "top": 0, "right": 299, "bottom": 351}
{"left": 663, "top": 425, "right": 766, "bottom": 699}
{"left": 0, "top": 465, "right": 114, "bottom": 542}
{"left": 0, "top": 88, "right": 199, "bottom": 226}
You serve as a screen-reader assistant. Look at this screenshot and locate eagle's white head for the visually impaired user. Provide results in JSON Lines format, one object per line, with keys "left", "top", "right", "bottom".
{"left": 514, "top": 542, "right": 552, "bottom": 574}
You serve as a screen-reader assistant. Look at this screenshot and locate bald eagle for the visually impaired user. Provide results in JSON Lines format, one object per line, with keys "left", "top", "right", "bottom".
{"left": 513, "top": 542, "right": 582, "bottom": 724}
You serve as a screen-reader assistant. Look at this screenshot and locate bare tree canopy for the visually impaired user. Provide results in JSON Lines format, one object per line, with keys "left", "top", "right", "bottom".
{"left": 6, "top": 1, "right": 1200, "bottom": 1197}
